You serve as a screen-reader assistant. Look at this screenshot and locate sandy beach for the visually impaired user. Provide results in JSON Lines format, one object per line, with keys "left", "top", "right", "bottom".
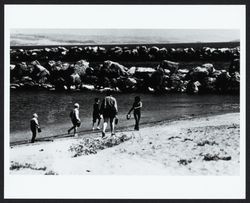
{"left": 9, "top": 112, "right": 240, "bottom": 175}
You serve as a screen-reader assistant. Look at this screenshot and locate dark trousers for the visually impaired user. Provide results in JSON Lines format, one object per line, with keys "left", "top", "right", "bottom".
{"left": 134, "top": 111, "right": 141, "bottom": 130}
{"left": 31, "top": 129, "right": 37, "bottom": 143}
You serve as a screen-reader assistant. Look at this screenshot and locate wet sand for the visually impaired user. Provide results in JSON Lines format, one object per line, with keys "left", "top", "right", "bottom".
{"left": 10, "top": 112, "right": 240, "bottom": 175}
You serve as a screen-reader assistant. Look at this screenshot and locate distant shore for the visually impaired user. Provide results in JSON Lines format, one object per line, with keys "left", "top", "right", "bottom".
{"left": 10, "top": 112, "right": 240, "bottom": 175}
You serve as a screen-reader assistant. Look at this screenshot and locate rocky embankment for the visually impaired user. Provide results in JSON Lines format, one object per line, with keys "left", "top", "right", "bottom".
{"left": 10, "top": 45, "right": 240, "bottom": 94}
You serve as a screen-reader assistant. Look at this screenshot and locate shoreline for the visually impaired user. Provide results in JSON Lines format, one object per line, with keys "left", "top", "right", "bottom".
{"left": 10, "top": 110, "right": 239, "bottom": 146}
{"left": 10, "top": 112, "right": 240, "bottom": 175}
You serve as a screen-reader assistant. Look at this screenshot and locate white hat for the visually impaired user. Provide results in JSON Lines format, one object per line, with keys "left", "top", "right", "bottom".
{"left": 74, "top": 103, "right": 79, "bottom": 108}
{"left": 33, "top": 113, "right": 38, "bottom": 118}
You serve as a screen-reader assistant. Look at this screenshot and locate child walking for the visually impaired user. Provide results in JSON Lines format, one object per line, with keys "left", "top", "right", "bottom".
{"left": 127, "top": 96, "right": 142, "bottom": 131}
{"left": 68, "top": 103, "right": 81, "bottom": 136}
{"left": 30, "top": 113, "right": 41, "bottom": 143}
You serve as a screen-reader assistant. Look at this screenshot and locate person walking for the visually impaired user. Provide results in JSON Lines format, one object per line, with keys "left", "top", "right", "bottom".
{"left": 127, "top": 96, "right": 142, "bottom": 130}
{"left": 92, "top": 98, "right": 101, "bottom": 130}
{"left": 30, "top": 113, "right": 41, "bottom": 143}
{"left": 100, "top": 91, "right": 118, "bottom": 138}
{"left": 68, "top": 103, "right": 81, "bottom": 136}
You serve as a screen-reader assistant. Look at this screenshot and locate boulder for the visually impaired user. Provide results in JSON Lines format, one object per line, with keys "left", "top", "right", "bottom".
{"left": 30, "top": 62, "right": 50, "bottom": 81}
{"left": 200, "top": 77, "right": 217, "bottom": 93}
{"left": 178, "top": 69, "right": 189, "bottom": 74}
{"left": 187, "top": 66, "right": 209, "bottom": 81}
{"left": 229, "top": 58, "right": 240, "bottom": 74}
{"left": 73, "top": 60, "right": 89, "bottom": 77}
{"left": 159, "top": 60, "right": 179, "bottom": 74}
{"left": 186, "top": 81, "right": 201, "bottom": 94}
{"left": 149, "top": 46, "right": 159, "bottom": 55}
{"left": 216, "top": 71, "right": 231, "bottom": 92}
{"left": 201, "top": 63, "right": 215, "bottom": 75}
{"left": 66, "top": 73, "right": 82, "bottom": 89}
{"left": 168, "top": 74, "right": 182, "bottom": 92}
{"left": 117, "top": 77, "right": 137, "bottom": 92}
{"left": 149, "top": 68, "right": 165, "bottom": 91}
{"left": 228, "top": 71, "right": 240, "bottom": 93}
{"left": 127, "top": 66, "right": 136, "bottom": 75}
{"left": 102, "top": 60, "right": 128, "bottom": 78}
{"left": 54, "top": 77, "right": 67, "bottom": 91}
{"left": 14, "top": 62, "right": 31, "bottom": 78}
{"left": 211, "top": 70, "right": 222, "bottom": 78}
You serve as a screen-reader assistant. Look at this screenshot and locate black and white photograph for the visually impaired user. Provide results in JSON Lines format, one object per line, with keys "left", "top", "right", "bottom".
{"left": 4, "top": 5, "right": 246, "bottom": 199}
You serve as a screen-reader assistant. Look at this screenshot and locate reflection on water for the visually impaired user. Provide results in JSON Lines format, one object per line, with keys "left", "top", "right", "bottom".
{"left": 10, "top": 90, "right": 239, "bottom": 143}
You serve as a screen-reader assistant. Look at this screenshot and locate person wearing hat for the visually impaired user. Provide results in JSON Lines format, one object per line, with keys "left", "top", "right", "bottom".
{"left": 30, "top": 113, "right": 41, "bottom": 143}
{"left": 68, "top": 103, "right": 81, "bottom": 136}
{"left": 127, "top": 96, "right": 142, "bottom": 131}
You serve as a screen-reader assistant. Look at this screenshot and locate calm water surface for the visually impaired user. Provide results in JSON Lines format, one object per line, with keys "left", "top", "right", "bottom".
{"left": 10, "top": 90, "right": 239, "bottom": 143}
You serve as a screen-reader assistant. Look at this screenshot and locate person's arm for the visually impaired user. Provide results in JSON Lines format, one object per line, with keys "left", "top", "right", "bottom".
{"left": 75, "top": 109, "right": 80, "bottom": 121}
{"left": 128, "top": 105, "right": 134, "bottom": 115}
{"left": 134, "top": 102, "right": 142, "bottom": 110}
{"left": 114, "top": 98, "right": 118, "bottom": 115}
{"left": 34, "top": 118, "right": 40, "bottom": 129}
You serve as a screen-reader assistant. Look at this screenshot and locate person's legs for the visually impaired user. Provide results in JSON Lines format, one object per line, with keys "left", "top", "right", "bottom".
{"left": 134, "top": 112, "right": 140, "bottom": 130}
{"left": 68, "top": 120, "right": 76, "bottom": 134}
{"left": 102, "top": 117, "right": 108, "bottom": 137}
{"left": 97, "top": 117, "right": 101, "bottom": 129}
{"left": 68, "top": 126, "right": 74, "bottom": 134}
{"left": 137, "top": 112, "right": 141, "bottom": 130}
{"left": 31, "top": 130, "right": 36, "bottom": 143}
{"left": 134, "top": 112, "right": 138, "bottom": 130}
{"left": 110, "top": 117, "right": 115, "bottom": 135}
{"left": 92, "top": 117, "right": 96, "bottom": 130}
{"left": 73, "top": 125, "right": 78, "bottom": 136}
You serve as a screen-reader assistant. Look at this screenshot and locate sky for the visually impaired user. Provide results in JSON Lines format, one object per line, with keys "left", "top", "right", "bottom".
{"left": 10, "top": 29, "right": 240, "bottom": 45}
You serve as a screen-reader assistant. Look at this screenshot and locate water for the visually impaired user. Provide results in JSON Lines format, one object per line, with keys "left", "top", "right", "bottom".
{"left": 10, "top": 90, "right": 239, "bottom": 143}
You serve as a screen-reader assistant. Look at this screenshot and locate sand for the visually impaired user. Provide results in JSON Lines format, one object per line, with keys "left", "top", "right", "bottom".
{"left": 9, "top": 112, "right": 240, "bottom": 175}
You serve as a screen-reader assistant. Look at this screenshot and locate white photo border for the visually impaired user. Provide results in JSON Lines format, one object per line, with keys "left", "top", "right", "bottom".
{"left": 4, "top": 5, "right": 246, "bottom": 199}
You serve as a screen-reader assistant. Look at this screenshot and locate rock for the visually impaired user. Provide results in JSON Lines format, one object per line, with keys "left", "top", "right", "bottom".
{"left": 102, "top": 60, "right": 128, "bottom": 78}
{"left": 201, "top": 63, "right": 215, "bottom": 75}
{"left": 178, "top": 69, "right": 189, "bottom": 74}
{"left": 227, "top": 71, "right": 240, "bottom": 93}
{"left": 187, "top": 66, "right": 209, "bottom": 81}
{"left": 203, "top": 154, "right": 231, "bottom": 161}
{"left": 168, "top": 74, "right": 182, "bottom": 92}
{"left": 149, "top": 68, "right": 165, "bottom": 91}
{"left": 20, "top": 76, "right": 33, "bottom": 82}
{"left": 127, "top": 66, "right": 136, "bottom": 75}
{"left": 159, "top": 60, "right": 179, "bottom": 74}
{"left": 200, "top": 77, "right": 217, "bottom": 93}
{"left": 216, "top": 71, "right": 231, "bottom": 93}
{"left": 14, "top": 62, "right": 31, "bottom": 78}
{"left": 80, "top": 84, "right": 95, "bottom": 91}
{"left": 10, "top": 64, "right": 16, "bottom": 70}
{"left": 197, "top": 140, "right": 218, "bottom": 146}
{"left": 211, "top": 70, "right": 222, "bottom": 78}
{"left": 178, "top": 159, "right": 192, "bottom": 165}
{"left": 116, "top": 77, "right": 137, "bottom": 92}
{"left": 229, "top": 58, "right": 240, "bottom": 74}
{"left": 73, "top": 60, "right": 89, "bottom": 77}
{"left": 54, "top": 77, "right": 66, "bottom": 91}
{"left": 186, "top": 81, "right": 201, "bottom": 94}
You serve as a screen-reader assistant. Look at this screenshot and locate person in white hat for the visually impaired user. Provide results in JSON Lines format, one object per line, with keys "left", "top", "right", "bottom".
{"left": 68, "top": 103, "right": 81, "bottom": 136}
{"left": 30, "top": 113, "right": 41, "bottom": 143}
